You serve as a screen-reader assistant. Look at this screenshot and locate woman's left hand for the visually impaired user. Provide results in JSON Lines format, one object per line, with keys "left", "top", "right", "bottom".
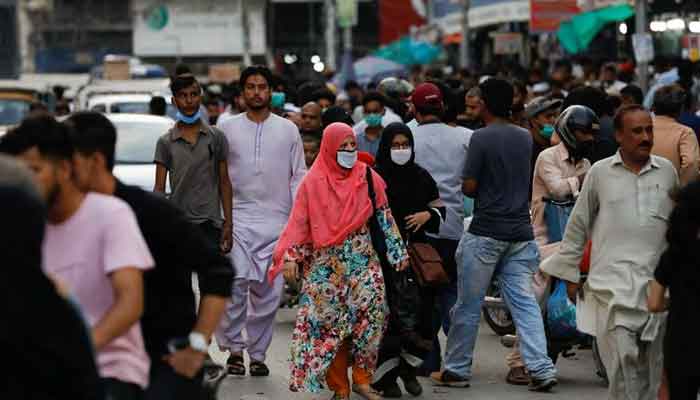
{"left": 405, "top": 211, "right": 431, "bottom": 233}
{"left": 395, "top": 259, "right": 410, "bottom": 271}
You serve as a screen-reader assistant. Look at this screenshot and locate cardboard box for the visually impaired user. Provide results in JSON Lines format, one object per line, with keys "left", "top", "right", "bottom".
{"left": 208, "top": 63, "right": 241, "bottom": 84}
{"left": 103, "top": 59, "right": 130, "bottom": 80}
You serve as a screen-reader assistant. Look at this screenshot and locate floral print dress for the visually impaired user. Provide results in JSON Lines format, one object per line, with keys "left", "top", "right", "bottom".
{"left": 283, "top": 204, "right": 408, "bottom": 393}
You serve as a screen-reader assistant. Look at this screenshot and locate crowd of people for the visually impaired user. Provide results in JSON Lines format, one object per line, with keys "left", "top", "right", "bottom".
{"left": 2, "top": 56, "right": 700, "bottom": 400}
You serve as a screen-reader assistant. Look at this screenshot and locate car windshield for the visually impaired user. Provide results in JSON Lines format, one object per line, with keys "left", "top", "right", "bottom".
{"left": 111, "top": 102, "right": 149, "bottom": 114}
{"left": 108, "top": 101, "right": 177, "bottom": 119}
{"left": 0, "top": 99, "right": 31, "bottom": 125}
{"left": 114, "top": 119, "right": 172, "bottom": 164}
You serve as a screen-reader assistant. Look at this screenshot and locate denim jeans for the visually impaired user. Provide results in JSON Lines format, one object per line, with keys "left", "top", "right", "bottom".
{"left": 443, "top": 232, "right": 556, "bottom": 380}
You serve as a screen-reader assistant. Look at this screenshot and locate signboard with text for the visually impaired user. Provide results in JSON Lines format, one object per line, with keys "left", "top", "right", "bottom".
{"left": 530, "top": 0, "right": 580, "bottom": 33}
{"left": 491, "top": 32, "right": 523, "bottom": 55}
{"left": 133, "top": 0, "right": 266, "bottom": 57}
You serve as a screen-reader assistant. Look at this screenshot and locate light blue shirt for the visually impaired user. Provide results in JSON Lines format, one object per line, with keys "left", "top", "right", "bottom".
{"left": 411, "top": 122, "right": 472, "bottom": 241}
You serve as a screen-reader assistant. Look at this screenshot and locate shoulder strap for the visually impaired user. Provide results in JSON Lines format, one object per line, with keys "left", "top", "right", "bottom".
{"left": 366, "top": 166, "right": 377, "bottom": 212}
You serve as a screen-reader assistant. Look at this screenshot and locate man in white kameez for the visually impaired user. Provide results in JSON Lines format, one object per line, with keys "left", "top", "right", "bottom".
{"left": 217, "top": 66, "right": 307, "bottom": 377}
{"left": 541, "top": 105, "right": 679, "bottom": 399}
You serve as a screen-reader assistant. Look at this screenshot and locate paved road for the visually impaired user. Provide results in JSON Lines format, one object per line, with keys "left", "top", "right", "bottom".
{"left": 209, "top": 308, "right": 608, "bottom": 400}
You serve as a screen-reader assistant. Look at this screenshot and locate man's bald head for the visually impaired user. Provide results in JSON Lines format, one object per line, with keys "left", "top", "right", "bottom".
{"left": 301, "top": 102, "right": 323, "bottom": 134}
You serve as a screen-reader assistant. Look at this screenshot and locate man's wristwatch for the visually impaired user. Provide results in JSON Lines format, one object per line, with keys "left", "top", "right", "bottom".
{"left": 188, "top": 332, "right": 209, "bottom": 353}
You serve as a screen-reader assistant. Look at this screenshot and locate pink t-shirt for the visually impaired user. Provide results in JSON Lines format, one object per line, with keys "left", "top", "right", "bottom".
{"left": 42, "top": 193, "right": 154, "bottom": 388}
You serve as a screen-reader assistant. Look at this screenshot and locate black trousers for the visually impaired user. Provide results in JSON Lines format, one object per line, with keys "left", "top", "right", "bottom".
{"left": 103, "top": 378, "right": 143, "bottom": 400}
{"left": 144, "top": 360, "right": 206, "bottom": 400}
{"left": 421, "top": 238, "right": 459, "bottom": 373}
{"left": 197, "top": 221, "right": 222, "bottom": 251}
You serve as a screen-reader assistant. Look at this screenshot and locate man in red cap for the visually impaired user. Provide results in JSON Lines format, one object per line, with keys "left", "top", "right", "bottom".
{"left": 409, "top": 82, "right": 473, "bottom": 376}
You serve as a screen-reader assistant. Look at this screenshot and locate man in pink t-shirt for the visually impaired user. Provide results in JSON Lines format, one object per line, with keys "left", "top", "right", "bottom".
{"left": 0, "top": 116, "right": 154, "bottom": 399}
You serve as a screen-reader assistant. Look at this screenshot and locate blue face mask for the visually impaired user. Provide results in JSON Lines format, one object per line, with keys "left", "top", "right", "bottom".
{"left": 176, "top": 109, "right": 201, "bottom": 125}
{"left": 541, "top": 124, "right": 555, "bottom": 139}
{"left": 271, "top": 92, "right": 286, "bottom": 109}
{"left": 365, "top": 113, "right": 382, "bottom": 128}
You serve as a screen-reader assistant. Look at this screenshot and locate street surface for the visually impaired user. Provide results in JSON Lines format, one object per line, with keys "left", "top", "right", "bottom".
{"left": 210, "top": 308, "right": 608, "bottom": 400}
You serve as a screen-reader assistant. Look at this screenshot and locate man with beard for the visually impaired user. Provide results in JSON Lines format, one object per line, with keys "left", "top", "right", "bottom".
{"left": 542, "top": 105, "right": 679, "bottom": 399}
{"left": 66, "top": 112, "right": 234, "bottom": 400}
{"left": 216, "top": 65, "right": 307, "bottom": 377}
{"left": 1, "top": 117, "right": 154, "bottom": 400}
{"left": 204, "top": 98, "right": 222, "bottom": 126}
{"left": 462, "top": 87, "right": 485, "bottom": 131}
{"left": 0, "top": 155, "right": 103, "bottom": 400}
{"left": 300, "top": 101, "right": 323, "bottom": 136}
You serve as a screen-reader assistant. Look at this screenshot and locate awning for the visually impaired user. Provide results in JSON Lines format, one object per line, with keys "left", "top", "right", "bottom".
{"left": 372, "top": 36, "right": 442, "bottom": 66}
{"left": 430, "top": 0, "right": 529, "bottom": 33}
{"left": 557, "top": 3, "right": 634, "bottom": 54}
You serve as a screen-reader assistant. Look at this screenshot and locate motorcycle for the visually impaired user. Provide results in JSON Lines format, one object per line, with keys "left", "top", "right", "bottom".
{"left": 482, "top": 280, "right": 516, "bottom": 336}
{"left": 483, "top": 197, "right": 607, "bottom": 383}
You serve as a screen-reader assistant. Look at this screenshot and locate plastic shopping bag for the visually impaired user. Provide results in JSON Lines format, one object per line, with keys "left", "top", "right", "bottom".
{"left": 544, "top": 201, "right": 573, "bottom": 243}
{"left": 546, "top": 279, "right": 581, "bottom": 340}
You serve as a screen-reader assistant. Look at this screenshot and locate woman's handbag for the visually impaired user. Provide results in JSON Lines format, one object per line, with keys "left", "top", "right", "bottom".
{"left": 406, "top": 240, "right": 449, "bottom": 287}
{"left": 365, "top": 167, "right": 448, "bottom": 288}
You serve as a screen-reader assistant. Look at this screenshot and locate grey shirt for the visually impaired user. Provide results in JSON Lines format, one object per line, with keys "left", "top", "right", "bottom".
{"left": 412, "top": 121, "right": 472, "bottom": 241}
{"left": 154, "top": 122, "right": 228, "bottom": 226}
{"left": 463, "top": 122, "right": 534, "bottom": 242}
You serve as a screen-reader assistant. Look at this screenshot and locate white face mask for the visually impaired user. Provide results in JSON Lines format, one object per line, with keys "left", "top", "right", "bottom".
{"left": 390, "top": 148, "right": 412, "bottom": 165}
{"left": 337, "top": 150, "right": 358, "bottom": 169}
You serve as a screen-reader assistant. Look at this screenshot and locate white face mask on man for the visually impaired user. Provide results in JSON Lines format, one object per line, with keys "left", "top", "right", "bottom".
{"left": 390, "top": 149, "right": 412, "bottom": 165}
{"left": 337, "top": 150, "right": 358, "bottom": 169}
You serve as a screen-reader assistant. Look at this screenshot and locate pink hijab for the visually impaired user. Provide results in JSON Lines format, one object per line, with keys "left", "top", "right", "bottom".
{"left": 268, "top": 122, "right": 388, "bottom": 282}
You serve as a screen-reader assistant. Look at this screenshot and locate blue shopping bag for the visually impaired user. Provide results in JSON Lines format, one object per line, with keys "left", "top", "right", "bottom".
{"left": 544, "top": 201, "right": 573, "bottom": 243}
{"left": 546, "top": 280, "right": 581, "bottom": 340}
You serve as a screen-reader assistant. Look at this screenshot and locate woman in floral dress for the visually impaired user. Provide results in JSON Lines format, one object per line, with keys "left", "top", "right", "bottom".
{"left": 269, "top": 122, "right": 409, "bottom": 400}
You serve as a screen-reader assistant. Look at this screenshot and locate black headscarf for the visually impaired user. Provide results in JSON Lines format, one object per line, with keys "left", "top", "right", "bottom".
{"left": 375, "top": 122, "right": 440, "bottom": 240}
{"left": 0, "top": 157, "right": 103, "bottom": 400}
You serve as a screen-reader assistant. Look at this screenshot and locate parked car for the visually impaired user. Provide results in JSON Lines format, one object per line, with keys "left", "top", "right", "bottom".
{"left": 89, "top": 93, "right": 176, "bottom": 118}
{"left": 0, "top": 83, "right": 56, "bottom": 135}
{"left": 109, "top": 113, "right": 173, "bottom": 192}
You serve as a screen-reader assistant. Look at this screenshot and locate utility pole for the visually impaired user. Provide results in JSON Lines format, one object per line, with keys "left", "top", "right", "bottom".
{"left": 459, "top": 0, "right": 470, "bottom": 69}
{"left": 325, "top": 0, "right": 337, "bottom": 71}
{"left": 241, "top": 0, "right": 252, "bottom": 67}
{"left": 426, "top": 0, "right": 434, "bottom": 24}
{"left": 343, "top": 24, "right": 352, "bottom": 52}
{"left": 635, "top": 0, "right": 648, "bottom": 93}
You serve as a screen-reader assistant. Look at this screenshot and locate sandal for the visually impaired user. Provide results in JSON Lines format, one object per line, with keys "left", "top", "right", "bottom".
{"left": 352, "top": 384, "right": 381, "bottom": 400}
{"left": 506, "top": 366, "right": 530, "bottom": 386}
{"left": 226, "top": 353, "right": 246, "bottom": 376}
{"left": 249, "top": 360, "right": 270, "bottom": 377}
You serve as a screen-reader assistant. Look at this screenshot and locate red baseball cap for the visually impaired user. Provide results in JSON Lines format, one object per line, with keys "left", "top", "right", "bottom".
{"left": 411, "top": 83, "right": 443, "bottom": 109}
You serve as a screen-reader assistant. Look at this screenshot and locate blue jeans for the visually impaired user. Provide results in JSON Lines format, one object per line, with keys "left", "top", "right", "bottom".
{"left": 443, "top": 232, "right": 556, "bottom": 380}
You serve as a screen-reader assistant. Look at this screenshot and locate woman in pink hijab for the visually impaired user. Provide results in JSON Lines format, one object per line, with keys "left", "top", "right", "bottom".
{"left": 269, "top": 122, "right": 409, "bottom": 399}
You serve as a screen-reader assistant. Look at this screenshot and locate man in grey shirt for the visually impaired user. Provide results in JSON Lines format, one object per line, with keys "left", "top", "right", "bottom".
{"left": 154, "top": 73, "right": 233, "bottom": 254}
{"left": 410, "top": 82, "right": 472, "bottom": 375}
